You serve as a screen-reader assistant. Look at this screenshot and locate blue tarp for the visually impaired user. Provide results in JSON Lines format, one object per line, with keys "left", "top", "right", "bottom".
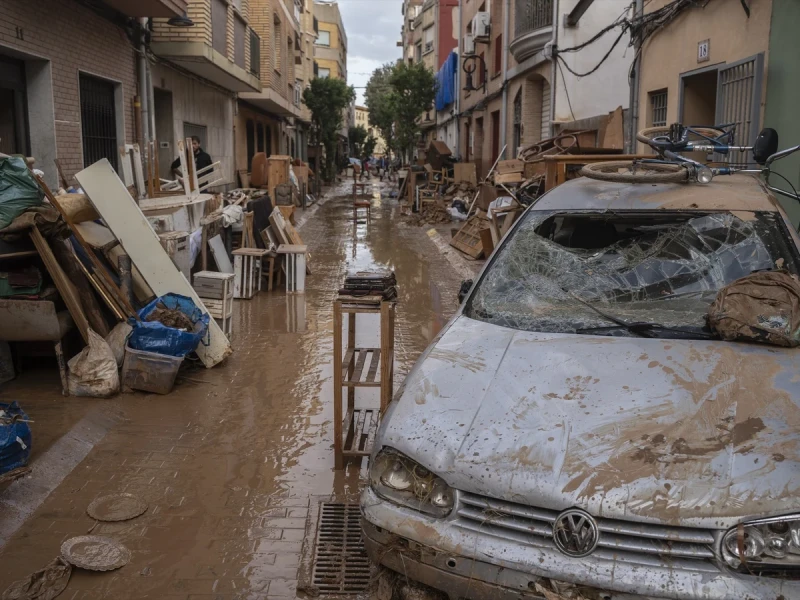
{"left": 128, "top": 294, "right": 210, "bottom": 358}
{"left": 0, "top": 402, "right": 31, "bottom": 474}
{"left": 435, "top": 50, "right": 458, "bottom": 112}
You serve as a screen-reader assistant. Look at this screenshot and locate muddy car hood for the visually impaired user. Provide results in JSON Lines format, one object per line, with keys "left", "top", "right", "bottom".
{"left": 381, "top": 316, "right": 800, "bottom": 526}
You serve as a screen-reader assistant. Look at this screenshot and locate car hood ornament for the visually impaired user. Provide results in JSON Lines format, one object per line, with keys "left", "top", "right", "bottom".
{"left": 553, "top": 509, "right": 600, "bottom": 558}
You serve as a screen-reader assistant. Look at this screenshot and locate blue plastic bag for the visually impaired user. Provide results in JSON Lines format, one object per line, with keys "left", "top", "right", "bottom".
{"left": 0, "top": 402, "right": 31, "bottom": 474}
{"left": 128, "top": 294, "right": 210, "bottom": 358}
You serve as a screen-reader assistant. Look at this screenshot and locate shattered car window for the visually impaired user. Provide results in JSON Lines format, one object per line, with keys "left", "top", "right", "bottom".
{"left": 466, "top": 211, "right": 798, "bottom": 336}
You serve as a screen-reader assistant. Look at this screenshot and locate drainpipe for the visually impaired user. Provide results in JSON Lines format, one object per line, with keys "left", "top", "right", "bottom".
{"left": 499, "top": 0, "right": 510, "bottom": 158}
{"left": 627, "top": 0, "right": 643, "bottom": 153}
{"left": 138, "top": 18, "right": 150, "bottom": 145}
{"left": 455, "top": 0, "right": 462, "bottom": 157}
{"left": 549, "top": 0, "right": 559, "bottom": 138}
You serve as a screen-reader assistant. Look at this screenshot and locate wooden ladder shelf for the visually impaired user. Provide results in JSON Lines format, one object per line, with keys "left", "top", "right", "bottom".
{"left": 333, "top": 298, "right": 395, "bottom": 469}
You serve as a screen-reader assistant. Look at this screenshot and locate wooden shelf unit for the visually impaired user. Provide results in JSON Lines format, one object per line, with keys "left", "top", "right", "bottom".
{"left": 333, "top": 298, "right": 395, "bottom": 469}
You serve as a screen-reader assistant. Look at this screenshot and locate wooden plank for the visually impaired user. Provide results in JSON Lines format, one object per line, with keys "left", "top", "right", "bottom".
{"left": 29, "top": 228, "right": 90, "bottom": 343}
{"left": 132, "top": 144, "right": 146, "bottom": 199}
{"left": 36, "top": 176, "right": 138, "bottom": 318}
{"left": 75, "top": 159, "right": 232, "bottom": 368}
{"left": 351, "top": 349, "right": 368, "bottom": 384}
{"left": 341, "top": 347, "right": 355, "bottom": 377}
{"left": 352, "top": 409, "right": 367, "bottom": 451}
{"left": 380, "top": 301, "right": 393, "bottom": 412}
{"left": 453, "top": 163, "right": 477, "bottom": 186}
{"left": 495, "top": 172, "right": 525, "bottom": 184}
{"left": 600, "top": 106, "right": 625, "bottom": 150}
{"left": 269, "top": 209, "right": 292, "bottom": 245}
{"left": 342, "top": 407, "right": 355, "bottom": 452}
{"left": 496, "top": 159, "right": 524, "bottom": 174}
{"left": 55, "top": 158, "right": 70, "bottom": 189}
{"left": 267, "top": 155, "right": 290, "bottom": 206}
{"left": 208, "top": 234, "right": 234, "bottom": 273}
{"left": 333, "top": 300, "right": 344, "bottom": 468}
{"left": 364, "top": 409, "right": 378, "bottom": 454}
{"left": 366, "top": 348, "right": 381, "bottom": 382}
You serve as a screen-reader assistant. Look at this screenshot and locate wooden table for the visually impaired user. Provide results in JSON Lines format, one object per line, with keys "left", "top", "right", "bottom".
{"left": 543, "top": 154, "right": 652, "bottom": 191}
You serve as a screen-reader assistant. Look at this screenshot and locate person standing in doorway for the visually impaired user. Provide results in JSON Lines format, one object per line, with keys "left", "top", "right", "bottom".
{"left": 171, "top": 135, "right": 212, "bottom": 176}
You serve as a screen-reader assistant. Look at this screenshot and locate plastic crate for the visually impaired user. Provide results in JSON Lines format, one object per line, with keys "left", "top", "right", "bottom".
{"left": 121, "top": 343, "right": 183, "bottom": 395}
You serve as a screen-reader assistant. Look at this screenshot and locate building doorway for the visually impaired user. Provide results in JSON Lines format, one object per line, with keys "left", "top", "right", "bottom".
{"left": 513, "top": 91, "right": 522, "bottom": 155}
{"left": 474, "top": 116, "right": 484, "bottom": 178}
{"left": 80, "top": 74, "right": 118, "bottom": 169}
{"left": 0, "top": 56, "right": 28, "bottom": 156}
{"left": 681, "top": 69, "right": 718, "bottom": 126}
{"left": 153, "top": 88, "right": 174, "bottom": 177}
{"left": 491, "top": 110, "right": 500, "bottom": 163}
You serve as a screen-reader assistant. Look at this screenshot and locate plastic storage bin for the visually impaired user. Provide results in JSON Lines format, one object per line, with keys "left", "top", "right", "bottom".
{"left": 121, "top": 343, "right": 183, "bottom": 394}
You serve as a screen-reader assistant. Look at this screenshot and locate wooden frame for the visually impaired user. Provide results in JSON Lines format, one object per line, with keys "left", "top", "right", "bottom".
{"left": 333, "top": 298, "right": 395, "bottom": 469}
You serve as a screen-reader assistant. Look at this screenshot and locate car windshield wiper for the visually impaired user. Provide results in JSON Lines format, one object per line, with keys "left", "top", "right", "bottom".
{"left": 564, "top": 289, "right": 717, "bottom": 339}
{"left": 575, "top": 323, "right": 718, "bottom": 340}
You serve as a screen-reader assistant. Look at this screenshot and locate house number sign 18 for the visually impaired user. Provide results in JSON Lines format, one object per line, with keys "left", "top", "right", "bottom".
{"left": 698, "top": 39, "right": 710, "bottom": 63}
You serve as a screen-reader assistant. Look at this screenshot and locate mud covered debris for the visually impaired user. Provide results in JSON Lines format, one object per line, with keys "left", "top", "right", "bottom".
{"left": 145, "top": 303, "right": 195, "bottom": 330}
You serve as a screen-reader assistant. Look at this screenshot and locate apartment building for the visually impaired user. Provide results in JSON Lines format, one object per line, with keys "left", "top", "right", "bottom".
{"left": 399, "top": 0, "right": 459, "bottom": 148}
{"left": 313, "top": 1, "right": 352, "bottom": 159}
{"left": 637, "top": 0, "right": 799, "bottom": 221}
{"left": 355, "top": 106, "right": 387, "bottom": 157}
{"left": 0, "top": 0, "right": 188, "bottom": 188}
{"left": 237, "top": 0, "right": 312, "bottom": 178}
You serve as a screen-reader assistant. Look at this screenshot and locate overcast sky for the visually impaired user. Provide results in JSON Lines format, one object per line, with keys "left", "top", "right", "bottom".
{"left": 333, "top": 0, "right": 404, "bottom": 104}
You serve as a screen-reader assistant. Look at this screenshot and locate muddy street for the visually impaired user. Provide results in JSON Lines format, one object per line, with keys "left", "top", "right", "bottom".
{"left": 0, "top": 181, "right": 473, "bottom": 599}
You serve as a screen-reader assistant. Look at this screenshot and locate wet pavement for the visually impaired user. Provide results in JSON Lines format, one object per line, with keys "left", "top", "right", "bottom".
{"left": 0, "top": 180, "right": 472, "bottom": 599}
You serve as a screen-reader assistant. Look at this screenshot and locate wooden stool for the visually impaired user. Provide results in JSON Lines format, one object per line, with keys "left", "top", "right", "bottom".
{"left": 232, "top": 248, "right": 269, "bottom": 299}
{"left": 277, "top": 244, "right": 307, "bottom": 293}
{"left": 353, "top": 200, "right": 371, "bottom": 222}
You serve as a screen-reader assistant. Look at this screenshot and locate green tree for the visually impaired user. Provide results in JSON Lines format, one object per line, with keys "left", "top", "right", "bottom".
{"left": 303, "top": 77, "right": 356, "bottom": 180}
{"left": 348, "top": 125, "right": 368, "bottom": 157}
{"left": 363, "top": 135, "right": 378, "bottom": 159}
{"left": 389, "top": 62, "right": 436, "bottom": 162}
{"left": 364, "top": 64, "right": 398, "bottom": 158}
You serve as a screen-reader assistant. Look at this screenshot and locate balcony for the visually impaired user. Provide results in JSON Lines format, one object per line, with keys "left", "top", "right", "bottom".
{"left": 151, "top": 0, "right": 260, "bottom": 92}
{"left": 103, "top": 0, "right": 187, "bottom": 17}
{"left": 509, "top": 0, "right": 553, "bottom": 63}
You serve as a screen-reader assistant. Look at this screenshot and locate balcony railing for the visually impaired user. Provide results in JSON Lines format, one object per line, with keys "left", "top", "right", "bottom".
{"left": 515, "top": 0, "right": 553, "bottom": 38}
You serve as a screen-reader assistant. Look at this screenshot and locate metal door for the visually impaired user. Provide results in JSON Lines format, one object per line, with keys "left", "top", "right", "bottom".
{"left": 0, "top": 56, "right": 28, "bottom": 155}
{"left": 79, "top": 74, "right": 117, "bottom": 169}
{"left": 716, "top": 53, "right": 764, "bottom": 165}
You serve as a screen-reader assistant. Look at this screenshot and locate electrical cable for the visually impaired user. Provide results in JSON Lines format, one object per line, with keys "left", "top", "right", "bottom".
{"left": 767, "top": 171, "right": 800, "bottom": 204}
{"left": 556, "top": 28, "right": 628, "bottom": 79}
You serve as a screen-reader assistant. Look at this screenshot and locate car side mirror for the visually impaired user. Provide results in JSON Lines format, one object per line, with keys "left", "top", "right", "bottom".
{"left": 458, "top": 279, "right": 473, "bottom": 304}
{"left": 753, "top": 128, "right": 779, "bottom": 165}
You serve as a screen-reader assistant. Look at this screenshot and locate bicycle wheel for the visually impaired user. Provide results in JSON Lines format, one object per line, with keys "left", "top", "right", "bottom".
{"left": 636, "top": 126, "right": 730, "bottom": 148}
{"left": 580, "top": 161, "right": 690, "bottom": 184}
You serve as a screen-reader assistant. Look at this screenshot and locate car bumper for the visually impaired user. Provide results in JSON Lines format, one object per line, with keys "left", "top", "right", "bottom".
{"left": 361, "top": 488, "right": 800, "bottom": 600}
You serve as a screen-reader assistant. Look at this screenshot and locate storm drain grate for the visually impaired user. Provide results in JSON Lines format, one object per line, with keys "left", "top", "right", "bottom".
{"left": 312, "top": 502, "right": 370, "bottom": 594}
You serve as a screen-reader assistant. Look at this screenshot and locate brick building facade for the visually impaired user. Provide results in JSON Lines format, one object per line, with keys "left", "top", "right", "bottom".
{"left": 0, "top": 0, "right": 138, "bottom": 187}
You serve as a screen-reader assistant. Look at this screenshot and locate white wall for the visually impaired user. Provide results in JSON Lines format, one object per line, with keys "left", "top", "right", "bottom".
{"left": 554, "top": 0, "right": 633, "bottom": 122}
{"left": 151, "top": 63, "right": 236, "bottom": 189}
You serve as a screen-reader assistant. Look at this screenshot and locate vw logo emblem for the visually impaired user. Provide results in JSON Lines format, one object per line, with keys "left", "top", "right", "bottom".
{"left": 552, "top": 509, "right": 600, "bottom": 557}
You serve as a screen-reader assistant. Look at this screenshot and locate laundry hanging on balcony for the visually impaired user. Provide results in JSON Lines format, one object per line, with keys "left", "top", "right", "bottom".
{"left": 435, "top": 51, "right": 459, "bottom": 112}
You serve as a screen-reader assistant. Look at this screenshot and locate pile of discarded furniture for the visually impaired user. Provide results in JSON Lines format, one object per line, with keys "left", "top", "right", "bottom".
{"left": 0, "top": 141, "right": 314, "bottom": 399}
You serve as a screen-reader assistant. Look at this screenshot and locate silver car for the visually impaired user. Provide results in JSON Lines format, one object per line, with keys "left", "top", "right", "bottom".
{"left": 361, "top": 174, "right": 800, "bottom": 599}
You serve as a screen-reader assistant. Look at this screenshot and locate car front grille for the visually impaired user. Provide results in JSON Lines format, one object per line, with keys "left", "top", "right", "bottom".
{"left": 455, "top": 492, "right": 719, "bottom": 572}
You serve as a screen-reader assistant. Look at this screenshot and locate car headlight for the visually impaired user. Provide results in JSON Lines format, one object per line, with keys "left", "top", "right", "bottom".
{"left": 722, "top": 515, "right": 800, "bottom": 572}
{"left": 370, "top": 448, "right": 454, "bottom": 517}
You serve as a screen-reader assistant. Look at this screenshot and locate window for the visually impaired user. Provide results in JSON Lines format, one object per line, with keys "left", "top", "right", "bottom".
{"left": 234, "top": 15, "right": 246, "bottom": 68}
{"left": 249, "top": 30, "right": 261, "bottom": 77}
{"left": 494, "top": 33, "right": 502, "bottom": 75}
{"left": 273, "top": 15, "right": 282, "bottom": 72}
{"left": 295, "top": 81, "right": 302, "bottom": 106}
{"left": 257, "top": 123, "right": 264, "bottom": 153}
{"left": 319, "top": 67, "right": 330, "bottom": 79}
{"left": 211, "top": 0, "right": 228, "bottom": 55}
{"left": 423, "top": 27, "right": 434, "bottom": 54}
{"left": 0, "top": 56, "right": 28, "bottom": 156}
{"left": 317, "top": 30, "right": 331, "bottom": 46}
{"left": 513, "top": 90, "right": 522, "bottom": 152}
{"left": 649, "top": 90, "right": 668, "bottom": 127}
{"left": 416, "top": 43, "right": 422, "bottom": 62}
{"left": 79, "top": 74, "right": 117, "bottom": 169}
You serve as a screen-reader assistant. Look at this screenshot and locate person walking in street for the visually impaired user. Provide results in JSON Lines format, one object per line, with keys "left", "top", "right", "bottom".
{"left": 171, "top": 135, "right": 212, "bottom": 177}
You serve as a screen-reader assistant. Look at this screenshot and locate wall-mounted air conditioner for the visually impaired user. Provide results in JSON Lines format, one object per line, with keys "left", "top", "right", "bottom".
{"left": 463, "top": 33, "right": 476, "bottom": 56}
{"left": 472, "top": 12, "right": 490, "bottom": 41}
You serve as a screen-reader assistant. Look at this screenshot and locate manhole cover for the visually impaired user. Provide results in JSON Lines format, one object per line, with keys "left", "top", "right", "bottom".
{"left": 312, "top": 503, "right": 370, "bottom": 594}
{"left": 87, "top": 493, "right": 148, "bottom": 522}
